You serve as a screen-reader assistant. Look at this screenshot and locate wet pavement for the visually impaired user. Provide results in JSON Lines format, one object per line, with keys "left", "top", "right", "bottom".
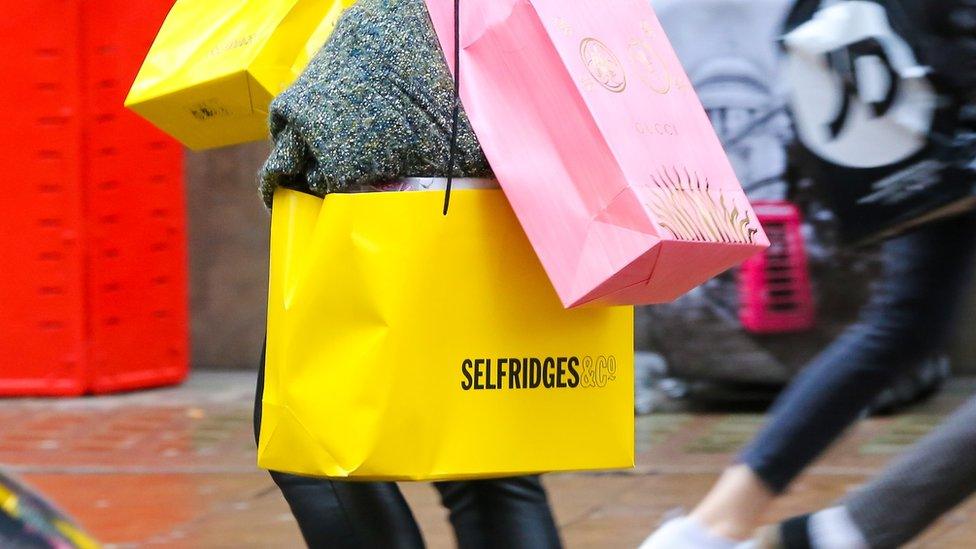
{"left": 2, "top": 373, "right": 975, "bottom": 548}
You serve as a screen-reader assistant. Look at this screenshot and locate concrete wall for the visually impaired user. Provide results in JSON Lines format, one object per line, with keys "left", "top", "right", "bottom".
{"left": 183, "top": 144, "right": 976, "bottom": 372}
{"left": 185, "top": 143, "right": 270, "bottom": 370}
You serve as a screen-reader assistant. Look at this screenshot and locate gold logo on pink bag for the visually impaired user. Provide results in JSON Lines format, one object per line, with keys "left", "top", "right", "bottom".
{"left": 556, "top": 17, "right": 574, "bottom": 37}
{"left": 644, "top": 167, "right": 759, "bottom": 244}
{"left": 629, "top": 38, "right": 675, "bottom": 95}
{"left": 580, "top": 38, "right": 627, "bottom": 93}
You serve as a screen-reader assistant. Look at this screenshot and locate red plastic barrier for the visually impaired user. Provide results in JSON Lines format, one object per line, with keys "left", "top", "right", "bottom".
{"left": 0, "top": 1, "right": 88, "bottom": 396}
{"left": 739, "top": 201, "right": 816, "bottom": 334}
{"left": 82, "top": 0, "right": 188, "bottom": 394}
{"left": 0, "top": 1, "right": 187, "bottom": 396}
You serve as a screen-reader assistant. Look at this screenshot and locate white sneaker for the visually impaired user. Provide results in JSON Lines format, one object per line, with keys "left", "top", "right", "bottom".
{"left": 640, "top": 516, "right": 756, "bottom": 549}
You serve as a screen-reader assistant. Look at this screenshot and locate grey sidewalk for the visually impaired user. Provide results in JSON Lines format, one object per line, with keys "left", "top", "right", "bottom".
{"left": 3, "top": 373, "right": 975, "bottom": 548}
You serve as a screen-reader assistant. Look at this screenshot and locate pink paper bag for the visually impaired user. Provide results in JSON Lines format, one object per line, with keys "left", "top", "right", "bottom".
{"left": 425, "top": 0, "right": 770, "bottom": 307}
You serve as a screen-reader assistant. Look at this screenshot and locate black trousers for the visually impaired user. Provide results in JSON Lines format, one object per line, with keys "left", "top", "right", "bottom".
{"left": 254, "top": 350, "right": 563, "bottom": 549}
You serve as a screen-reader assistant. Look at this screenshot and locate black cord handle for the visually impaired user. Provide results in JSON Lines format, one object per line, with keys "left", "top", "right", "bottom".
{"left": 443, "top": 0, "right": 461, "bottom": 215}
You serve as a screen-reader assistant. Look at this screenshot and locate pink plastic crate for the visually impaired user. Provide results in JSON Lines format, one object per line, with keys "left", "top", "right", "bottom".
{"left": 739, "top": 201, "right": 815, "bottom": 334}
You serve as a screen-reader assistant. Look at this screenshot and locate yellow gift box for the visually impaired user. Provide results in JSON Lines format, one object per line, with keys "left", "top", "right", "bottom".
{"left": 125, "top": 0, "right": 354, "bottom": 150}
{"left": 258, "top": 189, "right": 635, "bottom": 480}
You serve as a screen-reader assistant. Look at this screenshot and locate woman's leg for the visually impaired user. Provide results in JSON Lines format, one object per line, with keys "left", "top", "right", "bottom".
{"left": 740, "top": 214, "right": 976, "bottom": 493}
{"left": 679, "top": 213, "right": 976, "bottom": 541}
{"left": 254, "top": 346, "right": 425, "bottom": 549}
{"left": 435, "top": 477, "right": 562, "bottom": 549}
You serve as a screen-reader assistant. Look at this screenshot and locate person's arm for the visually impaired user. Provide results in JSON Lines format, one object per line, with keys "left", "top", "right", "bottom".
{"left": 260, "top": 1, "right": 378, "bottom": 206}
{"left": 259, "top": 0, "right": 490, "bottom": 207}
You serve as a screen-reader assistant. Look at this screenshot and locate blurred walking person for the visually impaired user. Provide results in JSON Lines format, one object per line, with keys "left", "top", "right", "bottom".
{"left": 642, "top": 0, "right": 976, "bottom": 547}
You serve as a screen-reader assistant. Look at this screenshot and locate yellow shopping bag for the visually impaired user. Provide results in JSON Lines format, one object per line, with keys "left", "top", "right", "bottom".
{"left": 258, "top": 189, "right": 635, "bottom": 481}
{"left": 125, "top": 0, "right": 354, "bottom": 150}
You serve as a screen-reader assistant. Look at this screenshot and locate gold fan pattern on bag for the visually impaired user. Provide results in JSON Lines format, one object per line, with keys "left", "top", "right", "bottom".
{"left": 644, "top": 167, "right": 760, "bottom": 244}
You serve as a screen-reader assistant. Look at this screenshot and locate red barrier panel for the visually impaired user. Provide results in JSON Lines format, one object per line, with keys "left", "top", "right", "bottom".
{"left": 0, "top": 1, "right": 187, "bottom": 396}
{"left": 82, "top": 0, "right": 188, "bottom": 394}
{"left": 0, "top": 1, "right": 88, "bottom": 396}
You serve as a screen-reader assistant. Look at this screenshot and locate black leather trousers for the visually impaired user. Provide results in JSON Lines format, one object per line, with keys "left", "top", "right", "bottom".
{"left": 254, "top": 350, "right": 563, "bottom": 549}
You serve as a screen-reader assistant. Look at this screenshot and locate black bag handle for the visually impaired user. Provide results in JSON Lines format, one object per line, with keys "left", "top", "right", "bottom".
{"left": 443, "top": 0, "right": 461, "bottom": 215}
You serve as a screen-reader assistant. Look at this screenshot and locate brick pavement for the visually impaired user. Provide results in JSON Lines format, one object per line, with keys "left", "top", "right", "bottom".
{"left": 2, "top": 373, "right": 974, "bottom": 548}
